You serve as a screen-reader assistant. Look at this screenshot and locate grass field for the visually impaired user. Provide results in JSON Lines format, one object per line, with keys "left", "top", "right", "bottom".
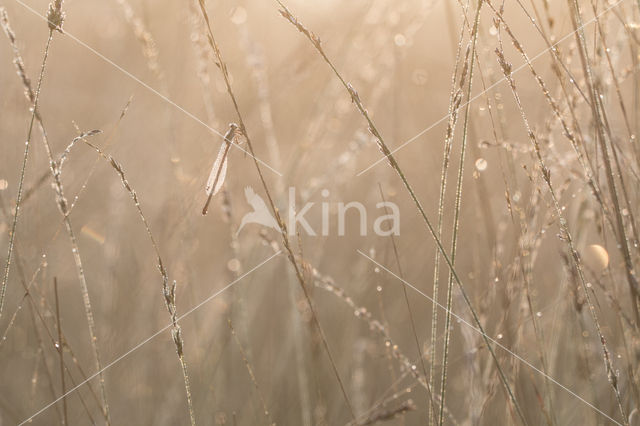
{"left": 1, "top": 0, "right": 640, "bottom": 424}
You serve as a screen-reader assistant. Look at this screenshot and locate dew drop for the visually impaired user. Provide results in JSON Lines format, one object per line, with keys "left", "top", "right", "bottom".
{"left": 230, "top": 6, "right": 247, "bottom": 25}
{"left": 394, "top": 33, "right": 406, "bottom": 46}
{"left": 583, "top": 244, "right": 609, "bottom": 272}
{"left": 475, "top": 158, "right": 488, "bottom": 171}
{"left": 227, "top": 258, "right": 241, "bottom": 273}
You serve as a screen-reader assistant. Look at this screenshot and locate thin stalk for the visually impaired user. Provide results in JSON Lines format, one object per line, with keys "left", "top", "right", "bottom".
{"left": 439, "top": 2, "right": 483, "bottom": 425}
{"left": 53, "top": 278, "right": 68, "bottom": 426}
{"left": 430, "top": 4, "right": 468, "bottom": 423}
{"left": 51, "top": 132, "right": 111, "bottom": 424}
{"left": 494, "top": 18, "right": 626, "bottom": 422}
{"left": 517, "top": 226, "right": 557, "bottom": 424}
{"left": 80, "top": 140, "right": 196, "bottom": 426}
{"left": 194, "top": 0, "right": 356, "bottom": 420}
{"left": 0, "top": 31, "right": 52, "bottom": 318}
{"left": 0, "top": 196, "right": 104, "bottom": 422}
{"left": 378, "top": 184, "right": 438, "bottom": 419}
{"left": 1, "top": 6, "right": 112, "bottom": 420}
{"left": 275, "top": 1, "right": 527, "bottom": 423}
{"left": 568, "top": 0, "right": 640, "bottom": 332}
{"left": 227, "top": 319, "right": 274, "bottom": 425}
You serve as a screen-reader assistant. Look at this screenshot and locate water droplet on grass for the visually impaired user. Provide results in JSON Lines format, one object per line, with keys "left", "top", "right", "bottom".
{"left": 583, "top": 244, "right": 609, "bottom": 272}
{"left": 475, "top": 158, "right": 487, "bottom": 171}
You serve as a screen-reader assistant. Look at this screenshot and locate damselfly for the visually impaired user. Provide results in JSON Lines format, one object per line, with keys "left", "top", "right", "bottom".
{"left": 202, "top": 123, "right": 239, "bottom": 215}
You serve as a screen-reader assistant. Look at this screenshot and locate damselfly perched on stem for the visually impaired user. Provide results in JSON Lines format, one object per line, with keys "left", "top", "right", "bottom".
{"left": 202, "top": 123, "right": 239, "bottom": 215}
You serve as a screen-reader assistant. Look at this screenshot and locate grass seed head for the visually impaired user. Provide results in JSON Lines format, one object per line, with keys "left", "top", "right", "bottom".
{"left": 47, "top": 0, "right": 65, "bottom": 32}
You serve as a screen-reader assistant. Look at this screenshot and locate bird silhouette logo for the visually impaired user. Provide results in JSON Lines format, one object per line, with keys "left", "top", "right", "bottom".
{"left": 237, "top": 186, "right": 279, "bottom": 235}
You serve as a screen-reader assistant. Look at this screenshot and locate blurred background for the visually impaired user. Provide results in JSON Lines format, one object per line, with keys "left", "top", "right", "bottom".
{"left": 0, "top": 0, "right": 639, "bottom": 424}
